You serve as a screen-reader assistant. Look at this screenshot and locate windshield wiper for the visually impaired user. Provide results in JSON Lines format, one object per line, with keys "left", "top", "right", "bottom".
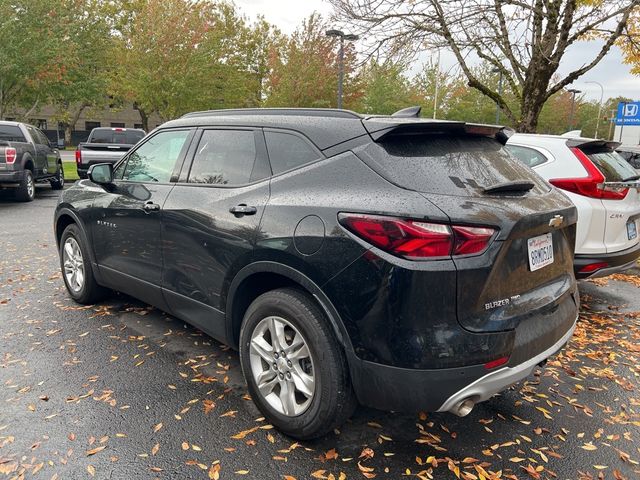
{"left": 483, "top": 180, "right": 535, "bottom": 194}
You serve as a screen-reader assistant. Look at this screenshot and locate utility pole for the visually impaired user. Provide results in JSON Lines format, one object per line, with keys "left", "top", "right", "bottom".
{"left": 325, "top": 29, "right": 359, "bottom": 109}
{"left": 585, "top": 81, "right": 604, "bottom": 138}
{"left": 608, "top": 109, "right": 616, "bottom": 140}
{"left": 568, "top": 89, "right": 581, "bottom": 131}
{"left": 620, "top": 102, "right": 626, "bottom": 142}
{"left": 433, "top": 49, "right": 440, "bottom": 119}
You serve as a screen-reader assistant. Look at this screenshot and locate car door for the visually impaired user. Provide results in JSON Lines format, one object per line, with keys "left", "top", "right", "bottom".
{"left": 161, "top": 128, "right": 271, "bottom": 341}
{"left": 25, "top": 125, "right": 49, "bottom": 175}
{"left": 90, "top": 128, "right": 194, "bottom": 310}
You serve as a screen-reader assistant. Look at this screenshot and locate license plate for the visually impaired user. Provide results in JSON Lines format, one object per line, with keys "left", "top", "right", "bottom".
{"left": 527, "top": 233, "right": 554, "bottom": 272}
{"left": 627, "top": 221, "right": 637, "bottom": 240}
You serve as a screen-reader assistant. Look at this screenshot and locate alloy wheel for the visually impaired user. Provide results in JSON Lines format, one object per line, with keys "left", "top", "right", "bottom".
{"left": 63, "top": 237, "right": 85, "bottom": 293}
{"left": 249, "top": 316, "right": 316, "bottom": 416}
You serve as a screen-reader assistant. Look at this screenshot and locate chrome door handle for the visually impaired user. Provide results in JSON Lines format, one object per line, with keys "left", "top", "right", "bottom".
{"left": 143, "top": 202, "right": 161, "bottom": 212}
{"left": 229, "top": 204, "right": 257, "bottom": 216}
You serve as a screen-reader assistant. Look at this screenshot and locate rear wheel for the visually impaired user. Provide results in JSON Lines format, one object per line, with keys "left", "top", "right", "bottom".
{"left": 50, "top": 162, "right": 64, "bottom": 190}
{"left": 15, "top": 169, "right": 35, "bottom": 202}
{"left": 60, "top": 224, "right": 107, "bottom": 304}
{"left": 239, "top": 288, "right": 356, "bottom": 440}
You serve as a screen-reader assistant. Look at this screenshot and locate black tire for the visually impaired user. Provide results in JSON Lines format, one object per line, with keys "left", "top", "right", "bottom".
{"left": 239, "top": 288, "right": 356, "bottom": 440}
{"left": 59, "top": 224, "right": 107, "bottom": 304}
{"left": 15, "top": 169, "right": 35, "bottom": 202}
{"left": 50, "top": 162, "right": 64, "bottom": 190}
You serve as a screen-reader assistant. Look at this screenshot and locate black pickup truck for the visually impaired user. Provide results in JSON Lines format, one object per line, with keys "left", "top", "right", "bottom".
{"left": 0, "top": 121, "right": 64, "bottom": 201}
{"left": 76, "top": 127, "right": 146, "bottom": 178}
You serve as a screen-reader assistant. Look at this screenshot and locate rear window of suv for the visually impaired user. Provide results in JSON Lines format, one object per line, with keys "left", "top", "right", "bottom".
{"left": 582, "top": 148, "right": 638, "bottom": 181}
{"left": 359, "top": 134, "right": 549, "bottom": 197}
{"left": 0, "top": 125, "right": 26, "bottom": 142}
{"left": 90, "top": 129, "right": 145, "bottom": 145}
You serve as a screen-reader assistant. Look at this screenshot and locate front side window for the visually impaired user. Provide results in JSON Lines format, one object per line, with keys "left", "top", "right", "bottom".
{"left": 188, "top": 130, "right": 262, "bottom": 185}
{"left": 265, "top": 131, "right": 320, "bottom": 174}
{"left": 120, "top": 129, "right": 190, "bottom": 183}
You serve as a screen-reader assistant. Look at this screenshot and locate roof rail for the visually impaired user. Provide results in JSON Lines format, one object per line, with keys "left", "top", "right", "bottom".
{"left": 181, "top": 108, "right": 362, "bottom": 120}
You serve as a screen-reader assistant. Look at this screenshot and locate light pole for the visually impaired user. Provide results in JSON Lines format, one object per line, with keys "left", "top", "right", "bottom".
{"left": 491, "top": 67, "right": 503, "bottom": 124}
{"left": 433, "top": 49, "right": 440, "bottom": 119}
{"left": 585, "top": 81, "right": 604, "bottom": 138}
{"left": 568, "top": 88, "right": 581, "bottom": 131}
{"left": 325, "top": 29, "right": 359, "bottom": 109}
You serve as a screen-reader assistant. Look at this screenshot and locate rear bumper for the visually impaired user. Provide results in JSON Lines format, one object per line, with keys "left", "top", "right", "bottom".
{"left": 574, "top": 241, "right": 640, "bottom": 278}
{"left": 0, "top": 170, "right": 24, "bottom": 185}
{"left": 347, "top": 294, "right": 578, "bottom": 413}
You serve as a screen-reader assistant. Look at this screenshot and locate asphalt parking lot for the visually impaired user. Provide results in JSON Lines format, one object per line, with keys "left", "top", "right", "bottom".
{"left": 1, "top": 186, "right": 639, "bottom": 479}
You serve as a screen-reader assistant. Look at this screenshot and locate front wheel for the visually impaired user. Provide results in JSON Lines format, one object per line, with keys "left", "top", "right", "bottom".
{"left": 59, "top": 224, "right": 106, "bottom": 304}
{"left": 239, "top": 288, "right": 356, "bottom": 440}
{"left": 50, "top": 162, "right": 64, "bottom": 190}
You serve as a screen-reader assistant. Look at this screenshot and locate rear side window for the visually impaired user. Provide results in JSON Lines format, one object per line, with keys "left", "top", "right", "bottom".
{"left": 360, "top": 134, "right": 549, "bottom": 197}
{"left": 583, "top": 149, "right": 637, "bottom": 181}
{"left": 90, "top": 129, "right": 145, "bottom": 144}
{"left": 188, "top": 130, "right": 266, "bottom": 185}
{"left": 0, "top": 125, "right": 26, "bottom": 142}
{"left": 265, "top": 131, "right": 321, "bottom": 174}
{"left": 506, "top": 145, "right": 549, "bottom": 168}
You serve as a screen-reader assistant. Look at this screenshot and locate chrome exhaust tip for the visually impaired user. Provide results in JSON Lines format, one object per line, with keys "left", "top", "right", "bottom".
{"left": 452, "top": 398, "right": 475, "bottom": 417}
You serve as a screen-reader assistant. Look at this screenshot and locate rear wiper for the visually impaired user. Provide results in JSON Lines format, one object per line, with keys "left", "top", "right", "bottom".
{"left": 622, "top": 174, "right": 640, "bottom": 182}
{"left": 483, "top": 180, "right": 535, "bottom": 194}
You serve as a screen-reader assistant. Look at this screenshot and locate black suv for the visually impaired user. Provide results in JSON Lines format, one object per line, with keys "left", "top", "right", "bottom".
{"left": 54, "top": 108, "right": 579, "bottom": 439}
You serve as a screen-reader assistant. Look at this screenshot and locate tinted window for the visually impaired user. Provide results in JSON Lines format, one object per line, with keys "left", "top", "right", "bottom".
{"left": 34, "top": 129, "right": 50, "bottom": 146}
{"left": 506, "top": 145, "right": 549, "bottom": 168}
{"left": 0, "top": 125, "right": 26, "bottom": 142}
{"left": 90, "top": 129, "right": 145, "bottom": 145}
{"left": 583, "top": 149, "right": 637, "bottom": 181}
{"left": 265, "top": 131, "right": 320, "bottom": 174}
{"left": 122, "top": 130, "right": 190, "bottom": 183}
{"left": 360, "top": 134, "right": 549, "bottom": 197}
{"left": 188, "top": 130, "right": 261, "bottom": 185}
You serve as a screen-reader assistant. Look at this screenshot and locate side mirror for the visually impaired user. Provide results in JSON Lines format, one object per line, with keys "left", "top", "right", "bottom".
{"left": 88, "top": 163, "right": 114, "bottom": 185}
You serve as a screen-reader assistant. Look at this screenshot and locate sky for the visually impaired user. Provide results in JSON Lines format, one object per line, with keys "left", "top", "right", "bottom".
{"left": 235, "top": 0, "right": 639, "bottom": 103}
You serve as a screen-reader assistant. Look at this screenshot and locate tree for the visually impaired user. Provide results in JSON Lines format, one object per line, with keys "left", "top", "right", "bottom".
{"left": 330, "top": 0, "right": 639, "bottom": 132}
{"left": 620, "top": 6, "right": 640, "bottom": 74}
{"left": 360, "top": 60, "right": 416, "bottom": 114}
{"left": 264, "top": 14, "right": 362, "bottom": 109}
{"left": 109, "top": 0, "right": 256, "bottom": 130}
{"left": 0, "top": 0, "right": 67, "bottom": 118}
{"left": 49, "top": 0, "right": 113, "bottom": 144}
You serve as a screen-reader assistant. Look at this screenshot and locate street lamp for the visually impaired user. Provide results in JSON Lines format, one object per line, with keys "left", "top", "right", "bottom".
{"left": 568, "top": 88, "right": 581, "bottom": 131}
{"left": 585, "top": 81, "right": 604, "bottom": 138}
{"left": 492, "top": 67, "right": 504, "bottom": 124}
{"left": 326, "top": 29, "right": 359, "bottom": 109}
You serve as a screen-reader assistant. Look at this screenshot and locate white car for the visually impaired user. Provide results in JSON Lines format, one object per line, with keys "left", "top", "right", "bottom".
{"left": 507, "top": 134, "right": 640, "bottom": 278}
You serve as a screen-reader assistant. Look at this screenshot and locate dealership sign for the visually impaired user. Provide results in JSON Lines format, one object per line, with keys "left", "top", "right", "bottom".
{"left": 615, "top": 102, "right": 640, "bottom": 125}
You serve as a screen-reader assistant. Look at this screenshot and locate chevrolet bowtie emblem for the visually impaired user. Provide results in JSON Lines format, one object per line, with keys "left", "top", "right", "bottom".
{"left": 549, "top": 215, "right": 564, "bottom": 228}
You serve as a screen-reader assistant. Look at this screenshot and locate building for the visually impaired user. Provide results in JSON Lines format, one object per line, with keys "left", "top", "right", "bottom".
{"left": 613, "top": 101, "right": 640, "bottom": 145}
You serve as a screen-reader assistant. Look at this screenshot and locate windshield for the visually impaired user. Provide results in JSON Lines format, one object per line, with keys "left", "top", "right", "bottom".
{"left": 90, "top": 129, "right": 145, "bottom": 145}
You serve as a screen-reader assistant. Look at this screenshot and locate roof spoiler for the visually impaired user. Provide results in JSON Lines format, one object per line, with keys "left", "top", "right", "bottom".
{"left": 363, "top": 117, "right": 514, "bottom": 145}
{"left": 565, "top": 139, "right": 621, "bottom": 150}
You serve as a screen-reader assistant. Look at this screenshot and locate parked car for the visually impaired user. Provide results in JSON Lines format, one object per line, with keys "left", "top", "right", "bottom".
{"left": 0, "top": 121, "right": 64, "bottom": 201}
{"left": 55, "top": 108, "right": 579, "bottom": 439}
{"left": 617, "top": 145, "right": 640, "bottom": 170}
{"left": 507, "top": 135, "right": 640, "bottom": 278}
{"left": 76, "top": 127, "right": 145, "bottom": 179}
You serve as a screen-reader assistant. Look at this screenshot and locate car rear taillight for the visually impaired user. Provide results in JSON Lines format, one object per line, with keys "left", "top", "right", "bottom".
{"left": 5, "top": 147, "right": 16, "bottom": 164}
{"left": 578, "top": 262, "right": 609, "bottom": 274}
{"left": 549, "top": 148, "right": 628, "bottom": 200}
{"left": 338, "top": 214, "right": 496, "bottom": 259}
{"left": 484, "top": 356, "right": 509, "bottom": 370}
{"left": 75, "top": 149, "right": 81, "bottom": 164}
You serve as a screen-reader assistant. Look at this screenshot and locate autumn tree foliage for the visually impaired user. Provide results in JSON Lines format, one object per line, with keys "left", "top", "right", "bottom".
{"left": 330, "top": 0, "right": 640, "bottom": 132}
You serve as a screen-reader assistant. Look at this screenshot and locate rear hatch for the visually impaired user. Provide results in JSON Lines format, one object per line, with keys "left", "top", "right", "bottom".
{"left": 358, "top": 120, "right": 578, "bottom": 333}
{"left": 570, "top": 141, "right": 640, "bottom": 253}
